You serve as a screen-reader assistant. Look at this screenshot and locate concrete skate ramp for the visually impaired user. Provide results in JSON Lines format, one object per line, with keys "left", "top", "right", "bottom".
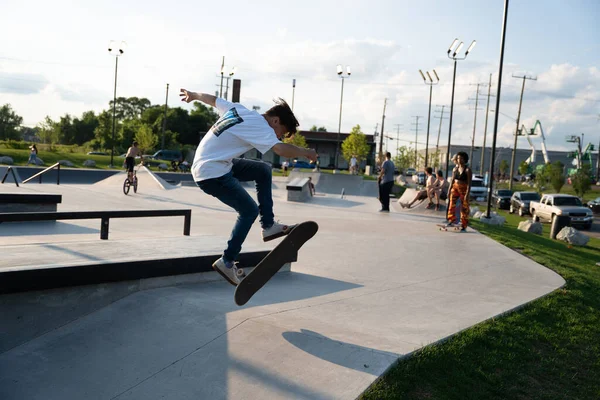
{"left": 394, "top": 188, "right": 448, "bottom": 216}
{"left": 93, "top": 166, "right": 175, "bottom": 190}
{"left": 288, "top": 171, "right": 377, "bottom": 197}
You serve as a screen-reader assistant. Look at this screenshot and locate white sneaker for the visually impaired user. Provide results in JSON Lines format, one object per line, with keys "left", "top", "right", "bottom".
{"left": 212, "top": 257, "right": 242, "bottom": 286}
{"left": 262, "top": 221, "right": 296, "bottom": 242}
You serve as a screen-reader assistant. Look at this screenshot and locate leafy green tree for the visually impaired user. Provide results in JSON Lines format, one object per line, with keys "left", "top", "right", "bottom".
{"left": 0, "top": 104, "right": 23, "bottom": 140}
{"left": 393, "top": 145, "right": 416, "bottom": 173}
{"left": 430, "top": 149, "right": 441, "bottom": 169}
{"left": 93, "top": 111, "right": 114, "bottom": 150}
{"left": 499, "top": 159, "right": 509, "bottom": 176}
{"left": 534, "top": 165, "right": 547, "bottom": 193}
{"left": 518, "top": 160, "right": 530, "bottom": 176}
{"left": 283, "top": 132, "right": 308, "bottom": 148}
{"left": 309, "top": 125, "right": 327, "bottom": 132}
{"left": 73, "top": 111, "right": 99, "bottom": 145}
{"left": 57, "top": 114, "right": 76, "bottom": 144}
{"left": 37, "top": 116, "right": 59, "bottom": 145}
{"left": 547, "top": 161, "right": 565, "bottom": 193}
{"left": 341, "top": 125, "right": 369, "bottom": 165}
{"left": 571, "top": 164, "right": 592, "bottom": 199}
{"left": 109, "top": 97, "right": 151, "bottom": 120}
{"left": 134, "top": 124, "right": 158, "bottom": 153}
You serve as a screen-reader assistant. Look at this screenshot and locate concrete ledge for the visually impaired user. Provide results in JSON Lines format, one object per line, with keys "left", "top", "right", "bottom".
{"left": 0, "top": 192, "right": 61, "bottom": 213}
{"left": 286, "top": 177, "right": 310, "bottom": 202}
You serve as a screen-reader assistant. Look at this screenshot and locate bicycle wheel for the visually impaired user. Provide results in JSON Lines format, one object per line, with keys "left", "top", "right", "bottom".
{"left": 123, "top": 178, "right": 131, "bottom": 195}
{"left": 133, "top": 176, "right": 138, "bottom": 193}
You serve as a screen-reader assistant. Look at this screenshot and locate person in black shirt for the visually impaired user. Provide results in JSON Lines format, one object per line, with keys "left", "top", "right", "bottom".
{"left": 446, "top": 152, "right": 472, "bottom": 231}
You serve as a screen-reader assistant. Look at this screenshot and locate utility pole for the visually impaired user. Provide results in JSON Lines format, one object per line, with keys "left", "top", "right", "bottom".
{"left": 219, "top": 56, "right": 225, "bottom": 98}
{"left": 411, "top": 116, "right": 423, "bottom": 168}
{"left": 509, "top": 74, "right": 537, "bottom": 190}
{"left": 468, "top": 83, "right": 483, "bottom": 170}
{"left": 480, "top": 73, "right": 496, "bottom": 176}
{"left": 161, "top": 83, "right": 169, "bottom": 150}
{"left": 377, "top": 98, "right": 387, "bottom": 166}
{"left": 433, "top": 105, "right": 449, "bottom": 170}
{"left": 394, "top": 124, "right": 403, "bottom": 159}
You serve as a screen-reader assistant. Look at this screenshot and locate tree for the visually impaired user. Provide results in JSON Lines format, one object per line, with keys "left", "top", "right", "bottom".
{"left": 546, "top": 161, "right": 565, "bottom": 193}
{"left": 341, "top": 125, "right": 370, "bottom": 165}
{"left": 283, "top": 132, "right": 308, "bottom": 148}
{"left": 37, "top": 116, "right": 59, "bottom": 145}
{"left": 135, "top": 124, "right": 158, "bottom": 153}
{"left": 0, "top": 104, "right": 23, "bottom": 140}
{"left": 571, "top": 164, "right": 592, "bottom": 199}
{"left": 534, "top": 165, "right": 547, "bottom": 193}
{"left": 499, "top": 159, "right": 509, "bottom": 176}
{"left": 393, "top": 145, "right": 416, "bottom": 173}
{"left": 518, "top": 160, "right": 529, "bottom": 176}
{"left": 73, "top": 111, "right": 99, "bottom": 145}
{"left": 93, "top": 111, "right": 113, "bottom": 150}
{"left": 57, "top": 114, "right": 76, "bottom": 144}
{"left": 309, "top": 125, "right": 327, "bottom": 132}
{"left": 109, "top": 97, "right": 151, "bottom": 120}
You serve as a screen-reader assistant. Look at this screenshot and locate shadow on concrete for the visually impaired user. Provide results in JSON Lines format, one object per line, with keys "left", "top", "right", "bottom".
{"left": 282, "top": 329, "right": 399, "bottom": 376}
{"left": 0, "top": 221, "right": 98, "bottom": 236}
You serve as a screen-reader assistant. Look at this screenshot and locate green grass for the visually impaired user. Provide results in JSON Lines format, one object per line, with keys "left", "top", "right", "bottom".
{"left": 360, "top": 216, "right": 600, "bottom": 399}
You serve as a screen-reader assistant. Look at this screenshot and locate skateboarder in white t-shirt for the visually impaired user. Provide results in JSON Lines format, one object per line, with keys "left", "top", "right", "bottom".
{"left": 180, "top": 89, "right": 318, "bottom": 286}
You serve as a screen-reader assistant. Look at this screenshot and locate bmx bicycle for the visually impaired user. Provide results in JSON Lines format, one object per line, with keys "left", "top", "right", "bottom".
{"left": 123, "top": 164, "right": 141, "bottom": 195}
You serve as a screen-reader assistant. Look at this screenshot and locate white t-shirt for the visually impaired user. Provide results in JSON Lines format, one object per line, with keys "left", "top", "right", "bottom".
{"left": 192, "top": 98, "right": 281, "bottom": 181}
{"left": 350, "top": 157, "right": 357, "bottom": 167}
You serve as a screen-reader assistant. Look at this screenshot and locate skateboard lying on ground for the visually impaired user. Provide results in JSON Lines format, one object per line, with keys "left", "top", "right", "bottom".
{"left": 234, "top": 221, "right": 319, "bottom": 306}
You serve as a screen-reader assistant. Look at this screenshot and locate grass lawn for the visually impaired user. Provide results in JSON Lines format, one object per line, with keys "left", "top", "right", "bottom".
{"left": 360, "top": 214, "right": 600, "bottom": 399}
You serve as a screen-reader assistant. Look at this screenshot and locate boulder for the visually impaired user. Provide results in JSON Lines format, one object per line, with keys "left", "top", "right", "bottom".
{"left": 473, "top": 211, "right": 484, "bottom": 219}
{"left": 556, "top": 227, "right": 590, "bottom": 246}
{"left": 470, "top": 206, "right": 480, "bottom": 217}
{"left": 83, "top": 160, "right": 96, "bottom": 167}
{"left": 58, "top": 160, "right": 74, "bottom": 167}
{"left": 0, "top": 156, "right": 14, "bottom": 165}
{"left": 518, "top": 220, "right": 543, "bottom": 235}
{"left": 158, "top": 163, "right": 168, "bottom": 170}
{"left": 478, "top": 213, "right": 505, "bottom": 226}
{"left": 34, "top": 157, "right": 44, "bottom": 166}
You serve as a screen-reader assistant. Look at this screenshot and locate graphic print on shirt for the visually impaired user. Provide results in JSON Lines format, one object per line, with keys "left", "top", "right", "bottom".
{"left": 211, "top": 108, "right": 244, "bottom": 137}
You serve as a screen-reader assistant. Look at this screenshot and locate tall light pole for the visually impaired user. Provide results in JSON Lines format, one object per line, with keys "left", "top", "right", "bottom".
{"left": 419, "top": 69, "right": 439, "bottom": 168}
{"left": 108, "top": 40, "right": 126, "bottom": 168}
{"left": 445, "top": 38, "right": 476, "bottom": 178}
{"left": 161, "top": 83, "right": 169, "bottom": 150}
{"left": 291, "top": 79, "right": 296, "bottom": 111}
{"left": 335, "top": 64, "right": 351, "bottom": 169}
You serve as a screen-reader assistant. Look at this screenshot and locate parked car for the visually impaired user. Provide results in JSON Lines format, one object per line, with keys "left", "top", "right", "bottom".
{"left": 587, "top": 197, "right": 600, "bottom": 214}
{"left": 87, "top": 151, "right": 108, "bottom": 155}
{"left": 491, "top": 189, "right": 513, "bottom": 210}
{"left": 412, "top": 171, "right": 426, "bottom": 185}
{"left": 290, "top": 160, "right": 314, "bottom": 169}
{"left": 151, "top": 149, "right": 182, "bottom": 162}
{"left": 529, "top": 194, "right": 593, "bottom": 230}
{"left": 509, "top": 191, "right": 541, "bottom": 216}
{"left": 469, "top": 176, "right": 487, "bottom": 200}
{"left": 405, "top": 168, "right": 416, "bottom": 176}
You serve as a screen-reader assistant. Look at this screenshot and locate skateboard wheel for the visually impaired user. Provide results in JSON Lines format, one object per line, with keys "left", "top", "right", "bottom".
{"left": 236, "top": 268, "right": 246, "bottom": 278}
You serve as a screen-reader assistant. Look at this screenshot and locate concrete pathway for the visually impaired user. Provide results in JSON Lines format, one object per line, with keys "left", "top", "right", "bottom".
{"left": 0, "top": 173, "right": 565, "bottom": 400}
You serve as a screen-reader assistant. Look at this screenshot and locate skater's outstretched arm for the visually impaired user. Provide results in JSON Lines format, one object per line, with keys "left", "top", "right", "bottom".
{"left": 272, "top": 143, "right": 318, "bottom": 162}
{"left": 179, "top": 89, "right": 216, "bottom": 107}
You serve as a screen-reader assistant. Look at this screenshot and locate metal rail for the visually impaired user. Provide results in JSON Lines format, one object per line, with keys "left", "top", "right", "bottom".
{"left": 1, "top": 166, "right": 20, "bottom": 187}
{"left": 0, "top": 209, "right": 192, "bottom": 240}
{"left": 22, "top": 162, "right": 61, "bottom": 184}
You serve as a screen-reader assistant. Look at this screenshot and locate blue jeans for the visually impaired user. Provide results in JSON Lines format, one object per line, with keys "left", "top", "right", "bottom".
{"left": 197, "top": 158, "right": 275, "bottom": 262}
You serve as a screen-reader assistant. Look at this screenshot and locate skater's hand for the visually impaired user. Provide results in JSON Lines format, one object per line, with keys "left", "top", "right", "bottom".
{"left": 304, "top": 148, "right": 318, "bottom": 163}
{"left": 179, "top": 88, "right": 197, "bottom": 103}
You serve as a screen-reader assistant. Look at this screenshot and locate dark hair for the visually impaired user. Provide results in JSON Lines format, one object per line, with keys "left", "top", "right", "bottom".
{"left": 426, "top": 167, "right": 433, "bottom": 174}
{"left": 437, "top": 170, "right": 444, "bottom": 177}
{"left": 133, "top": 141, "right": 138, "bottom": 146}
{"left": 265, "top": 98, "right": 299, "bottom": 135}
{"left": 457, "top": 151, "right": 469, "bottom": 163}
{"left": 386, "top": 152, "right": 392, "bottom": 159}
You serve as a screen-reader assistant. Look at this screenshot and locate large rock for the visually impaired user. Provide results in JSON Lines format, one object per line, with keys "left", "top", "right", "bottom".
{"left": 470, "top": 206, "right": 480, "bottom": 216}
{"left": 518, "top": 220, "right": 543, "bottom": 235}
{"left": 0, "top": 156, "right": 14, "bottom": 165}
{"left": 478, "top": 212, "right": 505, "bottom": 226}
{"left": 83, "top": 160, "right": 96, "bottom": 167}
{"left": 58, "top": 160, "right": 74, "bottom": 167}
{"left": 556, "top": 227, "right": 590, "bottom": 246}
{"left": 158, "top": 163, "right": 168, "bottom": 170}
{"left": 34, "top": 157, "right": 45, "bottom": 166}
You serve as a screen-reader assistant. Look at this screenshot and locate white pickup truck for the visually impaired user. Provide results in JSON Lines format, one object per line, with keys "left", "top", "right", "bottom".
{"left": 529, "top": 194, "right": 593, "bottom": 230}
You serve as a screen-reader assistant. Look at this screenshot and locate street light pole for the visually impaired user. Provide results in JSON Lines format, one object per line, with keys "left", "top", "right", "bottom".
{"left": 445, "top": 38, "right": 476, "bottom": 178}
{"left": 161, "top": 83, "right": 169, "bottom": 150}
{"left": 335, "top": 65, "right": 351, "bottom": 169}
{"left": 292, "top": 79, "right": 296, "bottom": 111}
{"left": 108, "top": 40, "right": 126, "bottom": 168}
{"left": 419, "top": 69, "right": 439, "bottom": 168}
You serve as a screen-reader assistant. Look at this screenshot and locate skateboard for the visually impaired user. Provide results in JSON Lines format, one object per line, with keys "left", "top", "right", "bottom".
{"left": 437, "top": 223, "right": 465, "bottom": 232}
{"left": 234, "top": 221, "right": 318, "bottom": 306}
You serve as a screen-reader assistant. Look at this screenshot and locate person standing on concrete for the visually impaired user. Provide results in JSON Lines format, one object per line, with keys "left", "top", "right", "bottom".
{"left": 180, "top": 89, "right": 318, "bottom": 285}
{"left": 445, "top": 151, "right": 472, "bottom": 231}
{"left": 377, "top": 152, "right": 395, "bottom": 212}
{"left": 350, "top": 155, "right": 358, "bottom": 175}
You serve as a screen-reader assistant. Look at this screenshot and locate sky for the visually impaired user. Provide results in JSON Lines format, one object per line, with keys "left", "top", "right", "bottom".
{"left": 0, "top": 0, "right": 598, "bottom": 153}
